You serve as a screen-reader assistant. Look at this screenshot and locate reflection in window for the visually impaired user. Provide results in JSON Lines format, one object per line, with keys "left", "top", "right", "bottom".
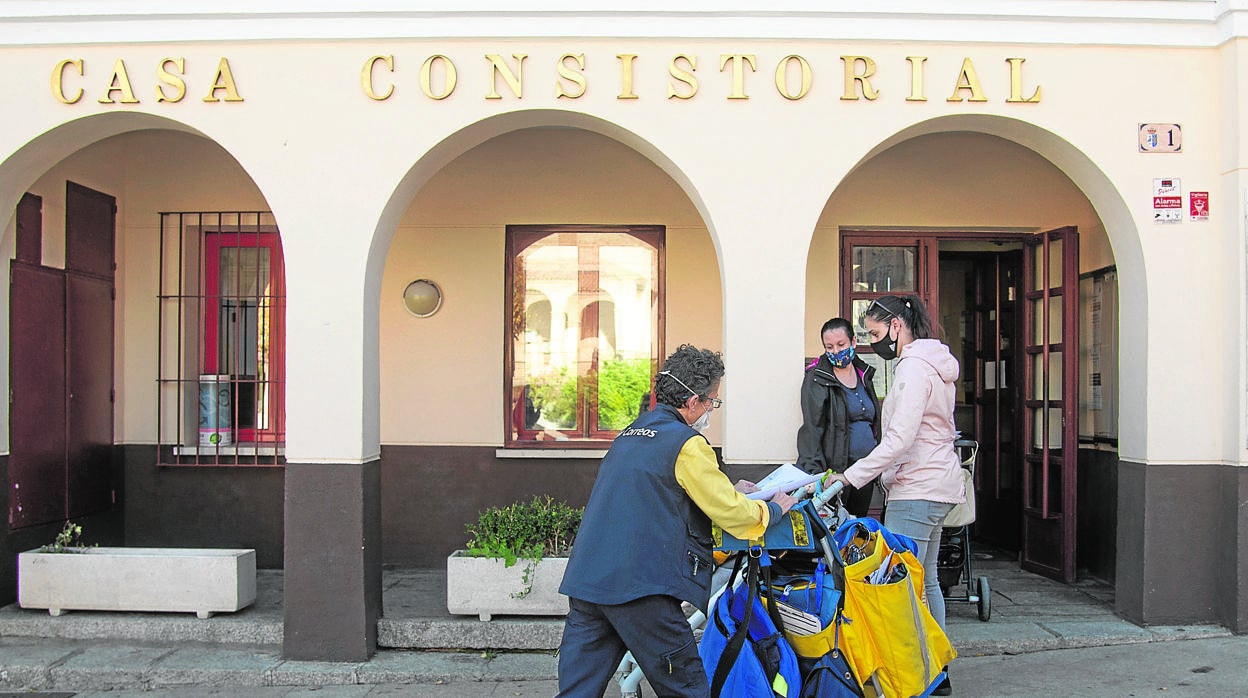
{"left": 507, "top": 227, "right": 663, "bottom": 445}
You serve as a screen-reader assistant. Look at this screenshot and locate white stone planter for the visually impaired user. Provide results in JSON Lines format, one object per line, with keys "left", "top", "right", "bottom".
{"left": 446, "top": 550, "right": 569, "bottom": 621}
{"left": 18, "top": 547, "right": 257, "bottom": 619}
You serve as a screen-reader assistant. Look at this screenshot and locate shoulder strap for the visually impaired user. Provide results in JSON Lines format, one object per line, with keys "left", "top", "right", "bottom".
{"left": 712, "top": 549, "right": 759, "bottom": 697}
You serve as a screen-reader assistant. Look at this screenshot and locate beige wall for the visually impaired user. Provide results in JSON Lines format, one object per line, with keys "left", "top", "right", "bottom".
{"left": 379, "top": 128, "right": 723, "bottom": 445}
{"left": 804, "top": 132, "right": 1108, "bottom": 358}
{"left": 0, "top": 37, "right": 1239, "bottom": 465}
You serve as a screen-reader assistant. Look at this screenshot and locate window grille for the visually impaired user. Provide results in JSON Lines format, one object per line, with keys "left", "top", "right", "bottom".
{"left": 157, "top": 212, "right": 285, "bottom": 465}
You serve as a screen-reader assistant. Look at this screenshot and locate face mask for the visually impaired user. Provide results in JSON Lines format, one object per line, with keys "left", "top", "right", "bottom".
{"left": 870, "top": 320, "right": 899, "bottom": 360}
{"left": 827, "top": 346, "right": 856, "bottom": 368}
{"left": 690, "top": 405, "right": 712, "bottom": 433}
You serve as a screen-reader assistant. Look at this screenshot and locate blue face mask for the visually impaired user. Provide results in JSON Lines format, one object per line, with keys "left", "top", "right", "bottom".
{"left": 826, "top": 346, "right": 856, "bottom": 368}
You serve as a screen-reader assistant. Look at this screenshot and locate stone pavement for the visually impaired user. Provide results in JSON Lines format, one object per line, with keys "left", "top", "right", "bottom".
{"left": 0, "top": 550, "right": 1236, "bottom": 694}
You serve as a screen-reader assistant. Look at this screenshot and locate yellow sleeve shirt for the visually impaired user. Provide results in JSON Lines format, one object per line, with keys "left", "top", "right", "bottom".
{"left": 673, "top": 435, "right": 771, "bottom": 541}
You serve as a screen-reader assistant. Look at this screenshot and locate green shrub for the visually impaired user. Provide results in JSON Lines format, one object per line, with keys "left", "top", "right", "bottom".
{"left": 465, "top": 495, "right": 583, "bottom": 564}
{"left": 464, "top": 496, "right": 584, "bottom": 598}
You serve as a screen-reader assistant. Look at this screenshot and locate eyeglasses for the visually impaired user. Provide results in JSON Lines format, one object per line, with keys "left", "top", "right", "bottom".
{"left": 704, "top": 397, "right": 723, "bottom": 409}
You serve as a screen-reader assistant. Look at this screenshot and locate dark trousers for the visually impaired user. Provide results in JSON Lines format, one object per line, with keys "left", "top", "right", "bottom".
{"left": 556, "top": 595, "right": 709, "bottom": 698}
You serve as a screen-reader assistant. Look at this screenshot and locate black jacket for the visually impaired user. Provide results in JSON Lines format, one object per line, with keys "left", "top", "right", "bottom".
{"left": 795, "top": 354, "right": 883, "bottom": 476}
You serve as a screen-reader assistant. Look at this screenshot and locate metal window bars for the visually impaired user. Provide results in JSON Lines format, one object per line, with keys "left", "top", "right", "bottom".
{"left": 157, "top": 212, "right": 285, "bottom": 466}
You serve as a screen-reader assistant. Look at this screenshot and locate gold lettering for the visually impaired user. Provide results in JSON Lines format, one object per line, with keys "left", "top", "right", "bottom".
{"left": 718, "top": 54, "right": 756, "bottom": 100}
{"left": 617, "top": 54, "right": 638, "bottom": 99}
{"left": 203, "top": 57, "right": 243, "bottom": 103}
{"left": 774, "top": 55, "right": 812, "bottom": 100}
{"left": 156, "top": 57, "right": 187, "bottom": 103}
{"left": 420, "top": 55, "right": 457, "bottom": 100}
{"left": 947, "top": 58, "right": 987, "bottom": 102}
{"left": 841, "top": 55, "right": 879, "bottom": 101}
{"left": 667, "top": 54, "right": 698, "bottom": 100}
{"left": 361, "top": 55, "right": 395, "bottom": 101}
{"left": 1006, "top": 57, "right": 1041, "bottom": 103}
{"left": 906, "top": 56, "right": 927, "bottom": 102}
{"left": 556, "top": 53, "right": 587, "bottom": 99}
{"left": 485, "top": 53, "right": 527, "bottom": 99}
{"left": 52, "top": 58, "right": 84, "bottom": 104}
{"left": 98, "top": 58, "right": 139, "bottom": 104}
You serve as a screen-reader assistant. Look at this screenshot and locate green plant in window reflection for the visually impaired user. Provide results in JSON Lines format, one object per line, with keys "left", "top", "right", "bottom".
{"left": 529, "top": 368, "right": 578, "bottom": 429}
{"left": 598, "top": 358, "right": 651, "bottom": 430}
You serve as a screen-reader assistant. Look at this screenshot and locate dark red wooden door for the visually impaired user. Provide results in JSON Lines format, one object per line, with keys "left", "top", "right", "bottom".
{"left": 9, "top": 262, "right": 67, "bottom": 529}
{"left": 15, "top": 193, "right": 42, "bottom": 265}
{"left": 65, "top": 181, "right": 115, "bottom": 278}
{"left": 66, "top": 272, "right": 114, "bottom": 517}
{"left": 1021, "top": 226, "right": 1080, "bottom": 583}
{"left": 63, "top": 182, "right": 116, "bottom": 518}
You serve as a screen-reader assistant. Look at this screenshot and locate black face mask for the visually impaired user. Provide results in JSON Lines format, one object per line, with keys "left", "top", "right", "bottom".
{"left": 870, "top": 319, "right": 898, "bottom": 360}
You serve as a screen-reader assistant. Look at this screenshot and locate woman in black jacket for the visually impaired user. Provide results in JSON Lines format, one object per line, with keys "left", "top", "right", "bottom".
{"left": 796, "top": 317, "right": 882, "bottom": 517}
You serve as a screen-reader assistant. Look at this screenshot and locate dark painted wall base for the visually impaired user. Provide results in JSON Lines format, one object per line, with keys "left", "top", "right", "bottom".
{"left": 377, "top": 445, "right": 762, "bottom": 567}
{"left": 283, "top": 460, "right": 381, "bottom": 662}
{"left": 1116, "top": 461, "right": 1248, "bottom": 632}
{"left": 122, "top": 445, "right": 284, "bottom": 568}
{"left": 1077, "top": 447, "right": 1118, "bottom": 583}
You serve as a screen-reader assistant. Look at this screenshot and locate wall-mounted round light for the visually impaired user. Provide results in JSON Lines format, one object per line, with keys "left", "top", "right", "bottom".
{"left": 403, "top": 279, "right": 442, "bottom": 317}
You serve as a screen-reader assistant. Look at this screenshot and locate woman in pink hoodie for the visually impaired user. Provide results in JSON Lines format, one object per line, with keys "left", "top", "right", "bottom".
{"left": 827, "top": 293, "right": 964, "bottom": 695}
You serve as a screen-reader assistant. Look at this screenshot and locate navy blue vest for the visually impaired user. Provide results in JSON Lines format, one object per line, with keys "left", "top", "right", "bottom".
{"left": 559, "top": 404, "right": 716, "bottom": 610}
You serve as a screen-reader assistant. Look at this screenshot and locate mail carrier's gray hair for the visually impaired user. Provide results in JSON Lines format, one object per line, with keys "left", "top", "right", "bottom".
{"left": 654, "top": 344, "right": 724, "bottom": 408}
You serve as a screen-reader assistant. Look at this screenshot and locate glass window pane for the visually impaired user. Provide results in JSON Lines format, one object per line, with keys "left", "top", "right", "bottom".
{"left": 1031, "top": 244, "right": 1044, "bottom": 292}
{"left": 1048, "top": 295, "right": 1063, "bottom": 345}
{"left": 852, "top": 299, "right": 874, "bottom": 345}
{"left": 511, "top": 230, "right": 661, "bottom": 442}
{"left": 596, "top": 243, "right": 656, "bottom": 431}
{"left": 516, "top": 241, "right": 579, "bottom": 433}
{"left": 1029, "top": 298, "right": 1043, "bottom": 347}
{"left": 1031, "top": 353, "right": 1044, "bottom": 401}
{"left": 852, "top": 246, "right": 915, "bottom": 293}
{"left": 1047, "top": 406, "right": 1064, "bottom": 451}
{"left": 1047, "top": 351, "right": 1063, "bottom": 400}
{"left": 1048, "top": 238, "right": 1063, "bottom": 289}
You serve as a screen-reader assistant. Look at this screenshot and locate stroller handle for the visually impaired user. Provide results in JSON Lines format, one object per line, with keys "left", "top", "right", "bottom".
{"left": 811, "top": 479, "right": 846, "bottom": 508}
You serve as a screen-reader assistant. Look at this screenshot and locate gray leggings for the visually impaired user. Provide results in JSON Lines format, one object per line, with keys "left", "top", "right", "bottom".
{"left": 884, "top": 498, "right": 955, "bottom": 630}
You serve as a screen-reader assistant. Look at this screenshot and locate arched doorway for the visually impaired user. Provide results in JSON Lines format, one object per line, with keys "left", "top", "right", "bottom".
{"left": 807, "top": 121, "right": 1133, "bottom": 586}
{"left": 368, "top": 112, "right": 722, "bottom": 568}
{"left": 1, "top": 115, "right": 285, "bottom": 602}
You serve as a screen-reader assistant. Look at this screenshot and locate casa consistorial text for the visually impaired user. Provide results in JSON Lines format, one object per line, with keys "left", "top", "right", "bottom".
{"left": 48, "top": 52, "right": 1043, "bottom": 105}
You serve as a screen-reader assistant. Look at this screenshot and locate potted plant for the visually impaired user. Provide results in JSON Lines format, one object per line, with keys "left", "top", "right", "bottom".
{"left": 446, "top": 495, "right": 583, "bottom": 621}
{"left": 18, "top": 520, "right": 257, "bottom": 618}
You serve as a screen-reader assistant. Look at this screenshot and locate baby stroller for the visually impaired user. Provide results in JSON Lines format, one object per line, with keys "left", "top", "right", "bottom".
{"left": 937, "top": 439, "right": 991, "bottom": 621}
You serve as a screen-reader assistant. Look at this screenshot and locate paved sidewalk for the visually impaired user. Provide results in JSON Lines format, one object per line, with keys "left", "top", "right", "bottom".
{"left": 0, "top": 550, "right": 1235, "bottom": 693}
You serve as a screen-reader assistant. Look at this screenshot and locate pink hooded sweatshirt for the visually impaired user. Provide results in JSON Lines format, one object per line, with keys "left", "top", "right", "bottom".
{"left": 843, "top": 338, "right": 965, "bottom": 505}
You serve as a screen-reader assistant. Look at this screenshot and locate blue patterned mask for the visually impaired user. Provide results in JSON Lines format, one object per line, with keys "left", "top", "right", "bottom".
{"left": 827, "top": 346, "right": 856, "bottom": 368}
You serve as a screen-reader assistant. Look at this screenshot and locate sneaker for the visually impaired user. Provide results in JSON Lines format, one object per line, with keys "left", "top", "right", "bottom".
{"left": 932, "top": 669, "right": 952, "bottom": 696}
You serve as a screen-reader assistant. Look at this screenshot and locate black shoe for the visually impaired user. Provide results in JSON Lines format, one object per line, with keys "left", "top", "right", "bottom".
{"left": 932, "top": 668, "right": 952, "bottom": 696}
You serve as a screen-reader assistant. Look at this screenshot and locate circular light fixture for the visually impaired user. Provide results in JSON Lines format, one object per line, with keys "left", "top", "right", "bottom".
{"left": 402, "top": 279, "right": 442, "bottom": 317}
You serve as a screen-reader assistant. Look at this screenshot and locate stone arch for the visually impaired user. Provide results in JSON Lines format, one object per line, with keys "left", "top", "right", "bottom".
{"left": 824, "top": 113, "right": 1144, "bottom": 458}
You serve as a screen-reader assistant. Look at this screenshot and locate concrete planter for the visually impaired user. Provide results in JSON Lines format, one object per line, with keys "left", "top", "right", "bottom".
{"left": 446, "top": 551, "right": 569, "bottom": 621}
{"left": 18, "top": 547, "right": 257, "bottom": 619}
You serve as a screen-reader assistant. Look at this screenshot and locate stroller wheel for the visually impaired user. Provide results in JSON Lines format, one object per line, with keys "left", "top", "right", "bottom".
{"left": 976, "top": 576, "right": 992, "bottom": 621}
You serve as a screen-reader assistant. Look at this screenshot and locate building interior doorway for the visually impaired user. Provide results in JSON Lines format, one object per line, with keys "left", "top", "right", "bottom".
{"left": 841, "top": 228, "right": 1088, "bottom": 583}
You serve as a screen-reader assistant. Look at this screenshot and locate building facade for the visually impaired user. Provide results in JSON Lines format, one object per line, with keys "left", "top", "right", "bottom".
{"left": 1, "top": 1, "right": 1245, "bottom": 660}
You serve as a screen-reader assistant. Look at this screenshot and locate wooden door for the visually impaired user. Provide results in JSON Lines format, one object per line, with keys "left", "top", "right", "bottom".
{"left": 63, "top": 182, "right": 116, "bottom": 518}
{"left": 1021, "top": 227, "right": 1080, "bottom": 582}
{"left": 9, "top": 262, "right": 67, "bottom": 529}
